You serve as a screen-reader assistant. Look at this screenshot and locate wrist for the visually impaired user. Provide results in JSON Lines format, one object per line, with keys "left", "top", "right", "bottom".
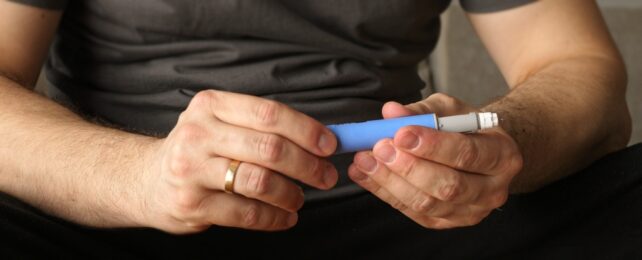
{"left": 125, "top": 136, "right": 163, "bottom": 228}
{"left": 89, "top": 131, "right": 162, "bottom": 228}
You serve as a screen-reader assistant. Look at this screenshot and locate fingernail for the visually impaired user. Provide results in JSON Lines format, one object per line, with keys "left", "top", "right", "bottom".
{"left": 323, "top": 164, "right": 338, "bottom": 188}
{"left": 374, "top": 143, "right": 396, "bottom": 163}
{"left": 398, "top": 132, "right": 419, "bottom": 150}
{"left": 318, "top": 132, "right": 336, "bottom": 155}
{"left": 287, "top": 213, "right": 298, "bottom": 227}
{"left": 356, "top": 154, "right": 377, "bottom": 174}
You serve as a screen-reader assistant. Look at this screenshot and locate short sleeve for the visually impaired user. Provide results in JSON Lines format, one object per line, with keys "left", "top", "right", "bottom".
{"left": 8, "top": 0, "right": 68, "bottom": 10}
{"left": 460, "top": 0, "right": 534, "bottom": 13}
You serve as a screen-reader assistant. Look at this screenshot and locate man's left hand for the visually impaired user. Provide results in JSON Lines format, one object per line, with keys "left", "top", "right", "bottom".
{"left": 348, "top": 93, "right": 523, "bottom": 229}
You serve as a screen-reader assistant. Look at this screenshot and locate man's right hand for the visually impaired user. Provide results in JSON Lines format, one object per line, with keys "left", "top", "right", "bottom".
{"left": 135, "top": 90, "right": 338, "bottom": 234}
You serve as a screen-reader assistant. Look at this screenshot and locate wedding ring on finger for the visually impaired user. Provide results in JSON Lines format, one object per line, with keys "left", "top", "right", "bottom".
{"left": 224, "top": 159, "right": 241, "bottom": 194}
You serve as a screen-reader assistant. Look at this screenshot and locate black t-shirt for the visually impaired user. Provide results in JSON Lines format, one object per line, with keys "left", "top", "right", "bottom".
{"left": 12, "top": 0, "right": 533, "bottom": 201}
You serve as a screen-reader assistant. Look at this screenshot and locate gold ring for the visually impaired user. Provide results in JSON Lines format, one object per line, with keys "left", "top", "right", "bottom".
{"left": 224, "top": 160, "right": 241, "bottom": 193}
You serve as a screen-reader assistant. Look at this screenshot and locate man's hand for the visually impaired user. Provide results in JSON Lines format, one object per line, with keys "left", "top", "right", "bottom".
{"left": 135, "top": 90, "right": 338, "bottom": 234}
{"left": 348, "top": 94, "right": 523, "bottom": 229}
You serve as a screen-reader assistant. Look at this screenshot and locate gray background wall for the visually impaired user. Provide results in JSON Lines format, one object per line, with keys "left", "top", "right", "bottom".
{"left": 428, "top": 1, "right": 642, "bottom": 145}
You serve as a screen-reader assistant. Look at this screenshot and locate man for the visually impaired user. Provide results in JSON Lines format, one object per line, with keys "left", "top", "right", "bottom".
{"left": 0, "top": 0, "right": 639, "bottom": 258}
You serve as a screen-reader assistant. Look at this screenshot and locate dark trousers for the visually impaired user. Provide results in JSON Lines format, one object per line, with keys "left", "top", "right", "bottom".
{"left": 2, "top": 144, "right": 642, "bottom": 259}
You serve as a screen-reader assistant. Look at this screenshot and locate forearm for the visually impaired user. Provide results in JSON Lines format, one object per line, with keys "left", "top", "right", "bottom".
{"left": 484, "top": 56, "right": 631, "bottom": 193}
{"left": 0, "top": 76, "right": 156, "bottom": 227}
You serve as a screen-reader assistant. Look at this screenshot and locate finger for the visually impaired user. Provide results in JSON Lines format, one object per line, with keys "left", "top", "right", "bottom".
{"left": 200, "top": 192, "right": 298, "bottom": 231}
{"left": 394, "top": 126, "right": 518, "bottom": 175}
{"left": 350, "top": 164, "right": 501, "bottom": 228}
{"left": 348, "top": 164, "right": 459, "bottom": 229}
{"left": 197, "top": 158, "right": 305, "bottom": 213}
{"left": 382, "top": 93, "right": 473, "bottom": 120}
{"left": 188, "top": 90, "right": 337, "bottom": 156}
{"left": 381, "top": 101, "right": 417, "bottom": 119}
{"left": 406, "top": 93, "right": 473, "bottom": 117}
{"left": 352, "top": 151, "right": 456, "bottom": 218}
{"left": 372, "top": 139, "right": 488, "bottom": 204}
{"left": 209, "top": 120, "right": 338, "bottom": 190}
{"left": 430, "top": 204, "right": 489, "bottom": 228}
{"left": 350, "top": 166, "right": 493, "bottom": 227}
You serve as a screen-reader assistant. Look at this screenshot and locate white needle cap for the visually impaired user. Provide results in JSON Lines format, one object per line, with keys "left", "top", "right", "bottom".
{"left": 477, "top": 112, "right": 499, "bottom": 129}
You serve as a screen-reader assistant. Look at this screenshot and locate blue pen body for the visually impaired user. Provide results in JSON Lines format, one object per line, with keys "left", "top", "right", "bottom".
{"left": 327, "top": 114, "right": 437, "bottom": 154}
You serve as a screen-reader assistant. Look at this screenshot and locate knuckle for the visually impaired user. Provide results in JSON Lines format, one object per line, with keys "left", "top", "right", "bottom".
{"left": 429, "top": 93, "right": 450, "bottom": 101}
{"left": 168, "top": 155, "right": 192, "bottom": 177}
{"left": 269, "top": 212, "right": 288, "bottom": 230}
{"left": 416, "top": 217, "right": 452, "bottom": 230}
{"left": 489, "top": 192, "right": 509, "bottom": 208}
{"left": 463, "top": 215, "right": 483, "bottom": 227}
{"left": 508, "top": 151, "right": 524, "bottom": 175}
{"left": 174, "top": 123, "right": 206, "bottom": 144}
{"left": 411, "top": 194, "right": 433, "bottom": 213}
{"left": 241, "top": 204, "right": 260, "bottom": 228}
{"left": 389, "top": 199, "right": 408, "bottom": 211}
{"left": 417, "top": 221, "right": 434, "bottom": 229}
{"left": 176, "top": 111, "right": 191, "bottom": 124}
{"left": 173, "top": 190, "right": 201, "bottom": 217}
{"left": 246, "top": 166, "right": 271, "bottom": 196}
{"left": 430, "top": 93, "right": 455, "bottom": 110}
{"left": 487, "top": 155, "right": 503, "bottom": 174}
{"left": 170, "top": 140, "right": 189, "bottom": 157}
{"left": 441, "top": 95, "right": 458, "bottom": 107}
{"left": 257, "top": 134, "right": 284, "bottom": 162}
{"left": 421, "top": 221, "right": 449, "bottom": 230}
{"left": 496, "top": 139, "right": 523, "bottom": 176}
{"left": 414, "top": 101, "right": 434, "bottom": 114}
{"left": 255, "top": 100, "right": 282, "bottom": 128}
{"left": 190, "top": 90, "right": 215, "bottom": 110}
{"left": 455, "top": 139, "right": 478, "bottom": 170}
{"left": 165, "top": 226, "right": 201, "bottom": 235}
{"left": 398, "top": 156, "right": 419, "bottom": 178}
{"left": 418, "top": 132, "right": 440, "bottom": 159}
{"left": 310, "top": 159, "right": 326, "bottom": 184}
{"left": 266, "top": 214, "right": 281, "bottom": 230}
{"left": 439, "top": 174, "right": 464, "bottom": 201}
{"left": 182, "top": 224, "right": 209, "bottom": 234}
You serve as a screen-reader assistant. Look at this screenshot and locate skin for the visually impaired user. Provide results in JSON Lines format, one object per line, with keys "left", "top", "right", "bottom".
{"left": 0, "top": 0, "right": 631, "bottom": 233}
{"left": 349, "top": 0, "right": 631, "bottom": 229}
{"left": 0, "top": 1, "right": 338, "bottom": 233}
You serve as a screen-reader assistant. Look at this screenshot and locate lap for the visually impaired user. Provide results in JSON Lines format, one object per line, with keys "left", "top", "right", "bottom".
{"left": 2, "top": 144, "right": 642, "bottom": 259}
